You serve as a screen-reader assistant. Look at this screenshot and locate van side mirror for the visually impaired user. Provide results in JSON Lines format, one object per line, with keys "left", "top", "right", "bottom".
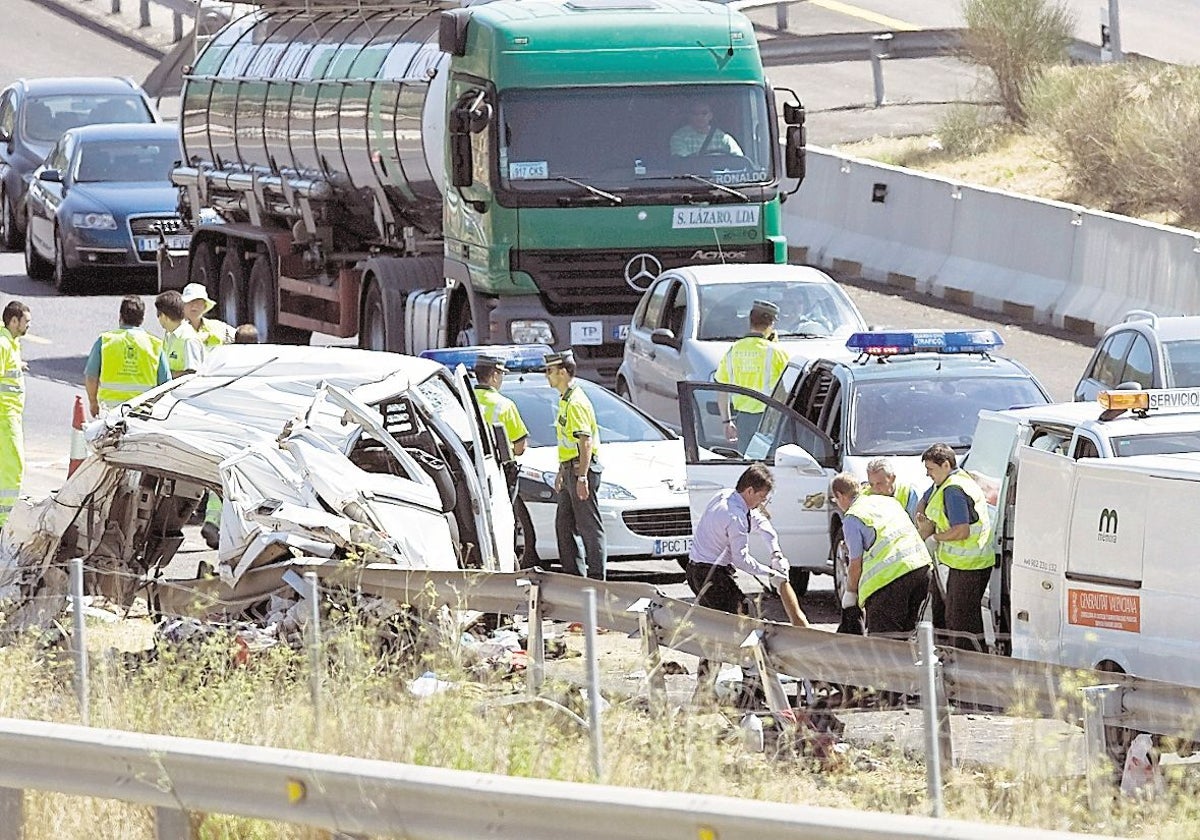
{"left": 38, "top": 169, "right": 62, "bottom": 183}
{"left": 0, "top": 128, "right": 10, "bottom": 144}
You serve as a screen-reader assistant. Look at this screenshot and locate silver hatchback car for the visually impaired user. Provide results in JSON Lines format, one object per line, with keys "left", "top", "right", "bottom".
{"left": 617, "top": 263, "right": 866, "bottom": 429}
{"left": 1075, "top": 310, "right": 1200, "bottom": 401}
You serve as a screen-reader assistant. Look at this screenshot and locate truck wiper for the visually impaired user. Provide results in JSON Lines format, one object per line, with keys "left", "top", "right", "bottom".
{"left": 547, "top": 176, "right": 622, "bottom": 205}
{"left": 680, "top": 173, "right": 751, "bottom": 202}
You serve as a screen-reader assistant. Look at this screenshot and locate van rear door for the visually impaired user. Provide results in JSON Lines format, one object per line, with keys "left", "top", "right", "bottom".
{"left": 1059, "top": 458, "right": 1147, "bottom": 674}
{"left": 1009, "top": 447, "right": 1074, "bottom": 666}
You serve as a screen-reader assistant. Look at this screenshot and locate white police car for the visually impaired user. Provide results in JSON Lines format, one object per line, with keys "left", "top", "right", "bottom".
{"left": 676, "top": 329, "right": 1051, "bottom": 595}
{"left": 421, "top": 346, "right": 693, "bottom": 575}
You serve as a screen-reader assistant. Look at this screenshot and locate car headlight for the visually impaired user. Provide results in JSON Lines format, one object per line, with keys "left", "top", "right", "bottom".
{"left": 597, "top": 481, "right": 636, "bottom": 501}
{"left": 510, "top": 320, "right": 554, "bottom": 344}
{"left": 71, "top": 212, "right": 117, "bottom": 230}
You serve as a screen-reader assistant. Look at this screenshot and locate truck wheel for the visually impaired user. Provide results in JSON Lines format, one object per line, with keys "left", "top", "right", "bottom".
{"left": 249, "top": 255, "right": 311, "bottom": 344}
{"left": 449, "top": 291, "right": 476, "bottom": 346}
{"left": 189, "top": 241, "right": 219, "bottom": 295}
{"left": 359, "top": 281, "right": 391, "bottom": 352}
{"left": 218, "top": 249, "right": 246, "bottom": 325}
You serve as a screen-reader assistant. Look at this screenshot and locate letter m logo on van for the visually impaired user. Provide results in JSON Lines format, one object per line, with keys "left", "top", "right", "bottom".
{"left": 1097, "top": 508, "right": 1118, "bottom": 543}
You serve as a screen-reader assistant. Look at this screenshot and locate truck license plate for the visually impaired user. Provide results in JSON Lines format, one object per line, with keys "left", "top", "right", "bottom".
{"left": 653, "top": 537, "right": 692, "bottom": 557}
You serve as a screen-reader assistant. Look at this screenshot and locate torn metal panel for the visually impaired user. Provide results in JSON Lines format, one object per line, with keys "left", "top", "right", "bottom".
{"left": 1, "top": 346, "right": 516, "bottom": 628}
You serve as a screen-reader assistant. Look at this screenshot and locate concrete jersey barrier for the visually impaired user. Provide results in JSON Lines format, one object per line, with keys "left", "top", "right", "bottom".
{"left": 787, "top": 147, "right": 1200, "bottom": 337}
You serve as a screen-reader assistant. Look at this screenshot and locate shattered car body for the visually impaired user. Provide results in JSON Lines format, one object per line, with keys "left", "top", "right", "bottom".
{"left": 0, "top": 346, "right": 516, "bottom": 626}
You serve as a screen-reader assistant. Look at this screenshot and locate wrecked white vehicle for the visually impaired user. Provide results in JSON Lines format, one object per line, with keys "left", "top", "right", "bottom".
{"left": 0, "top": 346, "right": 516, "bottom": 627}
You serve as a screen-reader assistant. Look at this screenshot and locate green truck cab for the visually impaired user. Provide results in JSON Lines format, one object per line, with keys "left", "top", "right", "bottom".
{"left": 166, "top": 0, "right": 804, "bottom": 383}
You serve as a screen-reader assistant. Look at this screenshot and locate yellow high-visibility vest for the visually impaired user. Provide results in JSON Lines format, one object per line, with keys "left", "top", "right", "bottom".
{"left": 97, "top": 329, "right": 163, "bottom": 407}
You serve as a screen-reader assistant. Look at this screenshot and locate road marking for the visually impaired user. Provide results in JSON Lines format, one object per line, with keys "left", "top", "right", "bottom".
{"left": 808, "top": 0, "right": 920, "bottom": 31}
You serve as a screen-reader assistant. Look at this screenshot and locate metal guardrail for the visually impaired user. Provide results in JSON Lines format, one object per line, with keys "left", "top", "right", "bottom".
{"left": 298, "top": 564, "right": 1200, "bottom": 746}
{"left": 0, "top": 716, "right": 1112, "bottom": 840}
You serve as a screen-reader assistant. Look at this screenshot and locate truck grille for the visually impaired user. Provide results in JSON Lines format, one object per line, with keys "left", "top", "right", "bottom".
{"left": 622, "top": 506, "right": 692, "bottom": 537}
{"left": 513, "top": 245, "right": 773, "bottom": 315}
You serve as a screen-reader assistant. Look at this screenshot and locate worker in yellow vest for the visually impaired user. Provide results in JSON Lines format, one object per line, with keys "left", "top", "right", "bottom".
{"left": 715, "top": 299, "right": 788, "bottom": 453}
{"left": 864, "top": 457, "right": 921, "bottom": 522}
{"left": 0, "top": 300, "right": 31, "bottom": 529}
{"left": 545, "top": 349, "right": 606, "bottom": 580}
{"left": 85, "top": 295, "right": 169, "bottom": 418}
{"left": 473, "top": 354, "right": 529, "bottom": 502}
{"left": 916, "top": 442, "right": 994, "bottom": 652}
{"left": 181, "top": 282, "right": 235, "bottom": 349}
{"left": 831, "top": 472, "right": 931, "bottom": 637}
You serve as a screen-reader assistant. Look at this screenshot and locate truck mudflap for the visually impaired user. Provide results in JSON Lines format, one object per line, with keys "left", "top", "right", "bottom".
{"left": 157, "top": 245, "right": 189, "bottom": 292}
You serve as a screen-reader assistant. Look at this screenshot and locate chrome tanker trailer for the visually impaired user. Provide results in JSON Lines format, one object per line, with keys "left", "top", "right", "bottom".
{"left": 166, "top": 0, "right": 805, "bottom": 382}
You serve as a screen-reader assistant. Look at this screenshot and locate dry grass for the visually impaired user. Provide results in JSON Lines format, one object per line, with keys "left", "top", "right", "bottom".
{"left": 3, "top": 613, "right": 1200, "bottom": 839}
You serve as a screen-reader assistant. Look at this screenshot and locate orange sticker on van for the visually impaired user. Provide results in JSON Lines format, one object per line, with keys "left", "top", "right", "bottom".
{"left": 1067, "top": 589, "right": 1140, "bottom": 633}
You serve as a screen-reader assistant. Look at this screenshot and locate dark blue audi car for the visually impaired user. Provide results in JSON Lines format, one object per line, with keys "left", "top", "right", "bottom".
{"left": 0, "top": 76, "right": 159, "bottom": 250}
{"left": 23, "top": 122, "right": 189, "bottom": 293}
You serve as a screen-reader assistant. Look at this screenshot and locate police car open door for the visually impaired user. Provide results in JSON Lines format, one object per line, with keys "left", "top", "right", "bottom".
{"left": 678, "top": 381, "right": 836, "bottom": 572}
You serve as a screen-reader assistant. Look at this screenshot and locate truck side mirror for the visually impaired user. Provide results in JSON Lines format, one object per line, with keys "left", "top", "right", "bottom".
{"left": 783, "top": 102, "right": 804, "bottom": 125}
{"left": 439, "top": 9, "right": 472, "bottom": 56}
{"left": 450, "top": 134, "right": 473, "bottom": 188}
{"left": 785, "top": 124, "right": 806, "bottom": 182}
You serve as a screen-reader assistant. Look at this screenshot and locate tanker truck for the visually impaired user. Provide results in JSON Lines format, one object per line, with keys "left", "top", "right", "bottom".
{"left": 163, "top": 0, "right": 806, "bottom": 383}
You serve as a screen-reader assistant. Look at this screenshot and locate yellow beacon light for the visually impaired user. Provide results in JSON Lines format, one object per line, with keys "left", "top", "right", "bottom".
{"left": 1097, "top": 390, "right": 1149, "bottom": 412}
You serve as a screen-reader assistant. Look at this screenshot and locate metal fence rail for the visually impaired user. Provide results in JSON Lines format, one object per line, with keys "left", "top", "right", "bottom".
{"left": 302, "top": 563, "right": 1200, "bottom": 745}
{"left": 0, "top": 716, "right": 1113, "bottom": 840}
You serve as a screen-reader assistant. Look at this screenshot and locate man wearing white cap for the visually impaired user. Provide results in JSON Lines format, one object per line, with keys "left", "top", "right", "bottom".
{"left": 180, "top": 283, "right": 235, "bottom": 349}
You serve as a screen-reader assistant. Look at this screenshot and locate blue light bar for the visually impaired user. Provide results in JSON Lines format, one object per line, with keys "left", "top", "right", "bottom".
{"left": 419, "top": 344, "right": 554, "bottom": 373}
{"left": 845, "top": 329, "right": 1005, "bottom": 356}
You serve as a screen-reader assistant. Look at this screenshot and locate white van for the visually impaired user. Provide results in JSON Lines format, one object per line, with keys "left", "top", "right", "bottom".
{"left": 1009, "top": 448, "right": 1200, "bottom": 687}
{"left": 964, "top": 388, "right": 1200, "bottom": 649}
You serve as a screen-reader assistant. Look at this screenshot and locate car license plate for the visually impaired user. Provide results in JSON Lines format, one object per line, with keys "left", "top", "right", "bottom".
{"left": 653, "top": 536, "right": 692, "bottom": 557}
{"left": 137, "top": 235, "right": 190, "bottom": 251}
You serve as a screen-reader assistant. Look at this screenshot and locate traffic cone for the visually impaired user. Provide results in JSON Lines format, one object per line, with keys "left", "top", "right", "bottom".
{"left": 67, "top": 396, "right": 86, "bottom": 478}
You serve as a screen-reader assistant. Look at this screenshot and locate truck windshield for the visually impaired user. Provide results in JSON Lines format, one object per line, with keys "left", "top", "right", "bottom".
{"left": 498, "top": 85, "right": 773, "bottom": 192}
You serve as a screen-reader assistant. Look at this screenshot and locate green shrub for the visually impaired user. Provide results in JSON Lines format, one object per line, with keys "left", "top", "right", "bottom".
{"left": 1024, "top": 63, "right": 1200, "bottom": 225}
{"left": 935, "top": 104, "right": 1009, "bottom": 157}
{"left": 960, "top": 0, "right": 1075, "bottom": 125}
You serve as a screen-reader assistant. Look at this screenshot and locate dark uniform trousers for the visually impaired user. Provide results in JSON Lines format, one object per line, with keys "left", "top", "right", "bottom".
{"left": 863, "top": 565, "right": 931, "bottom": 638}
{"left": 685, "top": 561, "right": 748, "bottom": 688}
{"left": 556, "top": 459, "right": 607, "bottom": 580}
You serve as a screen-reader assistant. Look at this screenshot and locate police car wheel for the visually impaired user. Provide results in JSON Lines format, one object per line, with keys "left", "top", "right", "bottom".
{"left": 788, "top": 567, "right": 810, "bottom": 598}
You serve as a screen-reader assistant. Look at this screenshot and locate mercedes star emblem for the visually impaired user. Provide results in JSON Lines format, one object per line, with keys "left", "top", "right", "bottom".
{"left": 623, "top": 253, "right": 662, "bottom": 292}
